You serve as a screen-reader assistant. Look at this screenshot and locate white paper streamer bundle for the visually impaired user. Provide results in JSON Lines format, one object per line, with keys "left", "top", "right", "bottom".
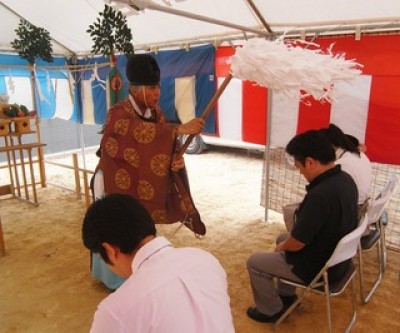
{"left": 7, "top": 75, "right": 15, "bottom": 94}
{"left": 230, "top": 38, "right": 363, "bottom": 102}
{"left": 34, "top": 67, "right": 50, "bottom": 105}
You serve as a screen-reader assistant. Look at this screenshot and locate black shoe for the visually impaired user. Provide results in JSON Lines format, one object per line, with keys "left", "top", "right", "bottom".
{"left": 280, "top": 294, "right": 298, "bottom": 307}
{"left": 247, "top": 307, "right": 282, "bottom": 323}
{"left": 247, "top": 295, "right": 298, "bottom": 324}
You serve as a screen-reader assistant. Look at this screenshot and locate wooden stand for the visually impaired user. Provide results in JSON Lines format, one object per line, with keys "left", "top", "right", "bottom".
{"left": 0, "top": 116, "right": 46, "bottom": 205}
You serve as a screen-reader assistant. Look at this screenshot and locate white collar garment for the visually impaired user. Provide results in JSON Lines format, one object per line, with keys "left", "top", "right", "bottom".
{"left": 89, "top": 236, "right": 235, "bottom": 333}
{"left": 129, "top": 93, "right": 152, "bottom": 119}
{"left": 132, "top": 237, "right": 173, "bottom": 273}
{"left": 335, "top": 147, "right": 346, "bottom": 160}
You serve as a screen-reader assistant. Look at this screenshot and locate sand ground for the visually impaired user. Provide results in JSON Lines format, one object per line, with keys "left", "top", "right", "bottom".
{"left": 1, "top": 146, "right": 399, "bottom": 332}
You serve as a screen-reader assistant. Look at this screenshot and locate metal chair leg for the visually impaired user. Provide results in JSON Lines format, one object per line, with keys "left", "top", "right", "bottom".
{"left": 379, "top": 213, "right": 388, "bottom": 272}
{"left": 324, "top": 274, "right": 333, "bottom": 333}
{"left": 345, "top": 279, "right": 357, "bottom": 333}
{"left": 358, "top": 239, "right": 383, "bottom": 304}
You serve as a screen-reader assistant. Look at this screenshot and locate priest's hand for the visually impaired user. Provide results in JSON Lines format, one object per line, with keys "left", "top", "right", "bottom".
{"left": 176, "top": 118, "right": 204, "bottom": 135}
{"left": 171, "top": 156, "right": 185, "bottom": 172}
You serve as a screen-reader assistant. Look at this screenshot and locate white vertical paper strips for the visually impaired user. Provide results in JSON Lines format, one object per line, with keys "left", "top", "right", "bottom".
{"left": 230, "top": 38, "right": 363, "bottom": 102}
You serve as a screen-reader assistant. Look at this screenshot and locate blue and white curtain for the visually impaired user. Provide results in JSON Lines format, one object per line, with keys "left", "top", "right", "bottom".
{"left": 0, "top": 45, "right": 216, "bottom": 133}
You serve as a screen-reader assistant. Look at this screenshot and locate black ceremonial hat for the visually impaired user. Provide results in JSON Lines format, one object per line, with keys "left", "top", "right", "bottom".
{"left": 126, "top": 54, "right": 160, "bottom": 85}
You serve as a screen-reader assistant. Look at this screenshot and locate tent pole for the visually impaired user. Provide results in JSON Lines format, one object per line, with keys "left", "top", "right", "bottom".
{"left": 264, "top": 88, "right": 273, "bottom": 223}
{"left": 245, "top": 0, "right": 275, "bottom": 35}
{"left": 30, "top": 66, "right": 46, "bottom": 187}
{"left": 79, "top": 124, "right": 87, "bottom": 170}
{"left": 117, "top": 0, "right": 270, "bottom": 37}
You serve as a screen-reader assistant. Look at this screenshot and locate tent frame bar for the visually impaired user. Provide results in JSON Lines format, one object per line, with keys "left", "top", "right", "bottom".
{"left": 132, "top": 22, "right": 400, "bottom": 52}
{"left": 113, "top": 0, "right": 271, "bottom": 37}
{"left": 245, "top": 0, "right": 274, "bottom": 35}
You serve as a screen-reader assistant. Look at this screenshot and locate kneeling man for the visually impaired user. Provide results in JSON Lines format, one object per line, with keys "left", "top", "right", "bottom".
{"left": 82, "top": 193, "right": 234, "bottom": 333}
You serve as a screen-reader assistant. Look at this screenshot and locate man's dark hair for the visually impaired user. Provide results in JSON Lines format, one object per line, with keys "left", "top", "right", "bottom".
{"left": 286, "top": 129, "right": 336, "bottom": 166}
{"left": 321, "top": 123, "right": 360, "bottom": 156}
{"left": 82, "top": 193, "right": 156, "bottom": 264}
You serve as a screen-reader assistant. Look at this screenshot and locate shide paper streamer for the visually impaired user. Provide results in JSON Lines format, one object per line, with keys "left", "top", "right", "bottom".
{"left": 229, "top": 38, "right": 363, "bottom": 103}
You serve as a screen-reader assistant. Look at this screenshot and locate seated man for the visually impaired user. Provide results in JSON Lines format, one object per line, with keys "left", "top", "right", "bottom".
{"left": 82, "top": 193, "right": 234, "bottom": 333}
{"left": 246, "top": 130, "right": 358, "bottom": 323}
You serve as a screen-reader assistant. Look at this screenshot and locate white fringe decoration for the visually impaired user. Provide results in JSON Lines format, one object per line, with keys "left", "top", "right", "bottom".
{"left": 67, "top": 69, "right": 75, "bottom": 103}
{"left": 93, "top": 63, "right": 106, "bottom": 87}
{"left": 34, "top": 68, "right": 50, "bottom": 105}
{"left": 7, "top": 75, "right": 15, "bottom": 94}
{"left": 46, "top": 70, "right": 52, "bottom": 94}
{"left": 229, "top": 38, "right": 363, "bottom": 102}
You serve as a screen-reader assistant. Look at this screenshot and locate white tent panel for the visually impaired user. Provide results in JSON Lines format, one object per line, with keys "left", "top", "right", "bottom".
{"left": 175, "top": 76, "right": 196, "bottom": 124}
{"left": 82, "top": 74, "right": 97, "bottom": 125}
{"left": 1, "top": 0, "right": 400, "bottom": 55}
{"left": 0, "top": 0, "right": 102, "bottom": 55}
{"left": 260, "top": 0, "right": 400, "bottom": 24}
{"left": 5, "top": 76, "right": 33, "bottom": 109}
{"left": 54, "top": 78, "right": 74, "bottom": 120}
{"left": 270, "top": 90, "right": 300, "bottom": 147}
{"left": 330, "top": 75, "right": 372, "bottom": 142}
{"left": 127, "top": 0, "right": 261, "bottom": 47}
{"left": 218, "top": 77, "right": 243, "bottom": 141}
{"left": 0, "top": 5, "right": 22, "bottom": 52}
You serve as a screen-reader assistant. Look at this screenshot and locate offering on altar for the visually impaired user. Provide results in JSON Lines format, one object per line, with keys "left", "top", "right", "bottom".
{"left": 0, "top": 102, "right": 36, "bottom": 134}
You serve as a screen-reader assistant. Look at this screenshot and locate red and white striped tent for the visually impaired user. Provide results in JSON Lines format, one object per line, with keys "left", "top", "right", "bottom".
{"left": 1, "top": 0, "right": 400, "bottom": 166}
{"left": 216, "top": 34, "right": 400, "bottom": 165}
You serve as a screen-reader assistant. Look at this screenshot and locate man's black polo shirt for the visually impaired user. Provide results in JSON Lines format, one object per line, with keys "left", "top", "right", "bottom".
{"left": 285, "top": 165, "right": 358, "bottom": 283}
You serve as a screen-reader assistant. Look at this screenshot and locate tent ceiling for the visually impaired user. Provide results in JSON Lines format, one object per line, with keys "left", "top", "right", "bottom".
{"left": 1, "top": 0, "right": 400, "bottom": 57}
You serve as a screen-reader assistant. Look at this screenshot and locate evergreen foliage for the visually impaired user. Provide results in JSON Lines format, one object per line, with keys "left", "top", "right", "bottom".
{"left": 11, "top": 20, "right": 53, "bottom": 65}
{"left": 87, "top": 5, "right": 134, "bottom": 56}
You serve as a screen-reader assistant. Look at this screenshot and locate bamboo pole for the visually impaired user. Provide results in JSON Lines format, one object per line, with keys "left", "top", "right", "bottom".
{"left": 72, "top": 153, "right": 82, "bottom": 200}
{"left": 30, "top": 66, "right": 46, "bottom": 188}
{"left": 83, "top": 170, "right": 91, "bottom": 208}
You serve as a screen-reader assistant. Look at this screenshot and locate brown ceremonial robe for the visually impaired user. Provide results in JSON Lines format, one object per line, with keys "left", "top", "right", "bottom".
{"left": 98, "top": 98, "right": 206, "bottom": 235}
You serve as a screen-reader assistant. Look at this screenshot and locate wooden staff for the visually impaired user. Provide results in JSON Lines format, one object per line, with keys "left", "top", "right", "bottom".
{"left": 177, "top": 73, "right": 233, "bottom": 159}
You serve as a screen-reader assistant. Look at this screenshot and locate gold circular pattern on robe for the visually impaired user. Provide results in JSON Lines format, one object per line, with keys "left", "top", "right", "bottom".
{"left": 151, "top": 210, "right": 169, "bottom": 224}
{"left": 133, "top": 123, "right": 156, "bottom": 144}
{"left": 123, "top": 148, "right": 140, "bottom": 168}
{"left": 137, "top": 180, "right": 154, "bottom": 200}
{"left": 115, "top": 168, "right": 130, "bottom": 190}
{"left": 150, "top": 154, "right": 170, "bottom": 176}
{"left": 105, "top": 137, "right": 118, "bottom": 157}
{"left": 114, "top": 119, "right": 130, "bottom": 136}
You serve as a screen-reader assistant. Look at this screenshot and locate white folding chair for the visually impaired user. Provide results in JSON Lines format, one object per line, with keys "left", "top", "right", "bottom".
{"left": 376, "top": 173, "right": 398, "bottom": 271}
{"left": 358, "top": 173, "right": 398, "bottom": 304}
{"left": 275, "top": 214, "right": 369, "bottom": 333}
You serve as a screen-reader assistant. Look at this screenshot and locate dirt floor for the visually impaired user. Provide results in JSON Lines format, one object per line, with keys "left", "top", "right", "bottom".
{"left": 1, "top": 147, "right": 400, "bottom": 332}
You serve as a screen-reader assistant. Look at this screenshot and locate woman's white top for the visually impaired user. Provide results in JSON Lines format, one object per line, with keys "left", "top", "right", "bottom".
{"left": 335, "top": 148, "right": 372, "bottom": 204}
